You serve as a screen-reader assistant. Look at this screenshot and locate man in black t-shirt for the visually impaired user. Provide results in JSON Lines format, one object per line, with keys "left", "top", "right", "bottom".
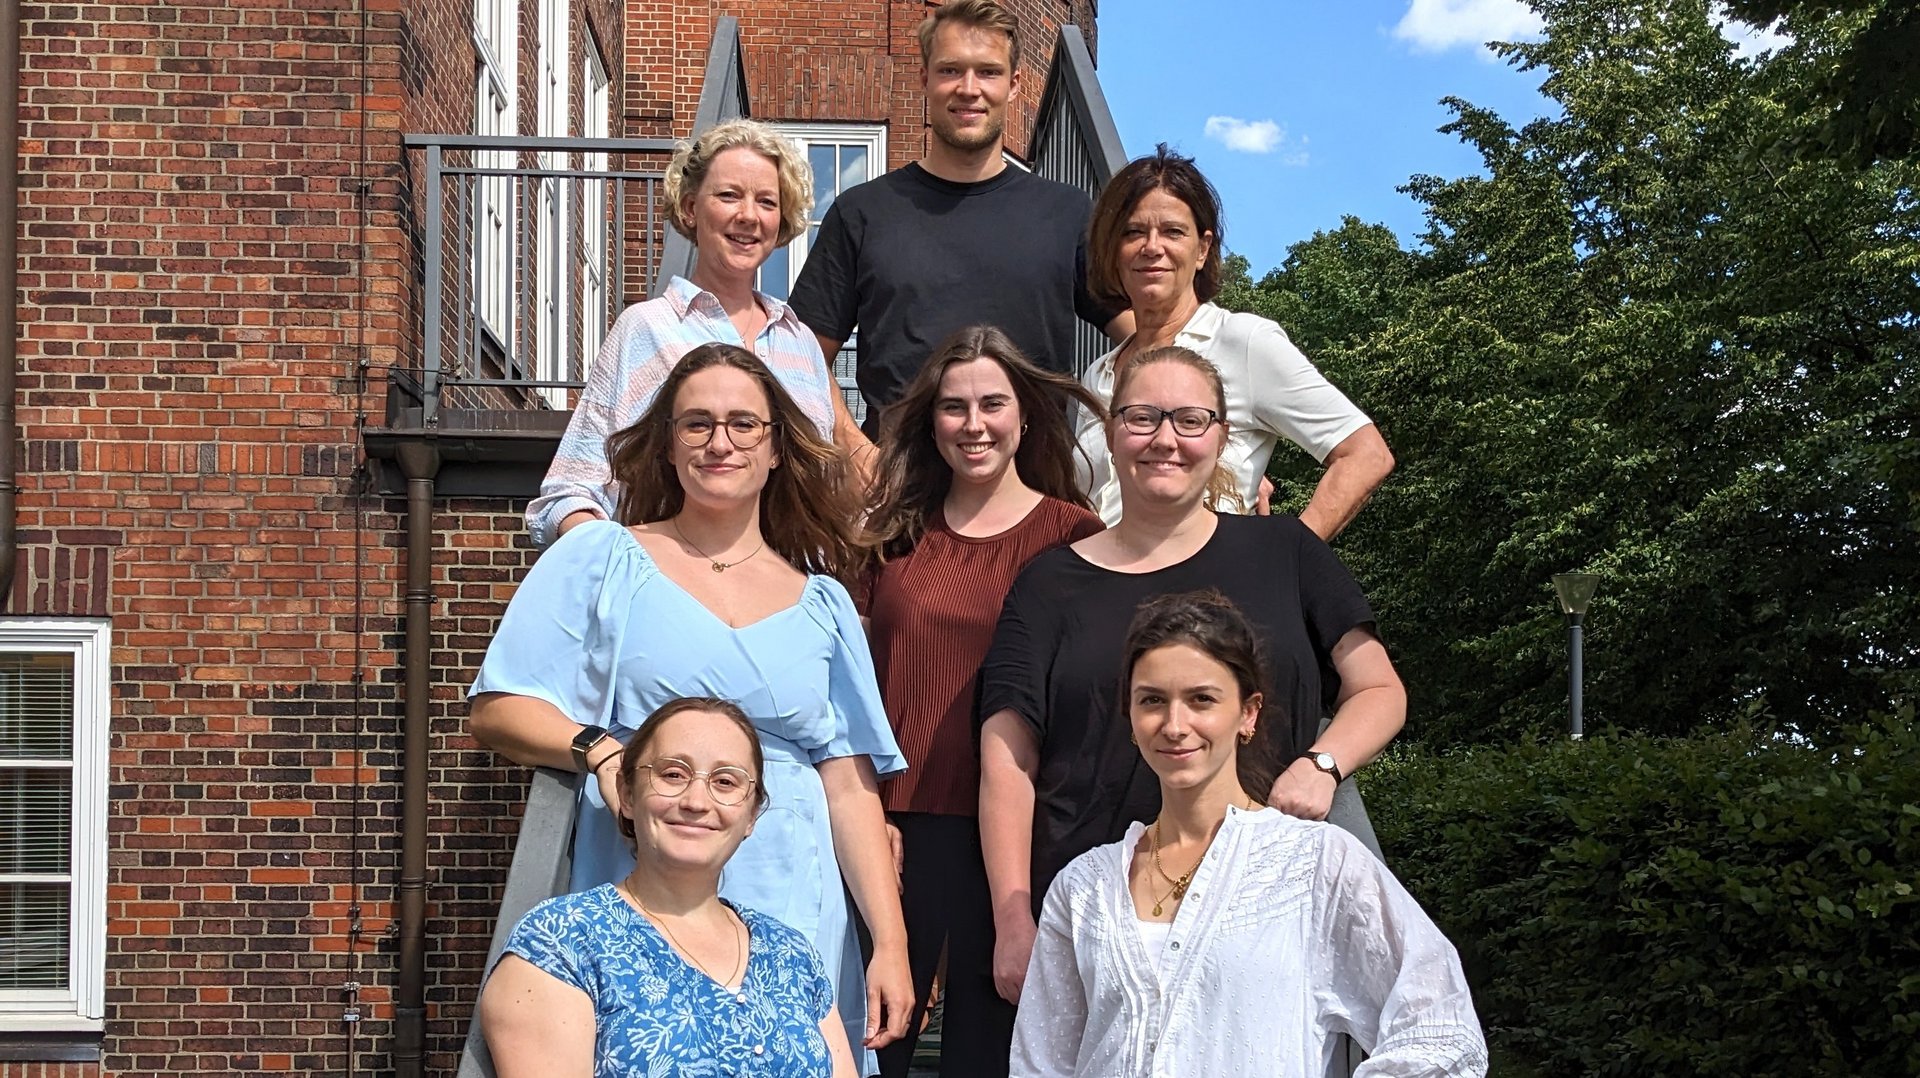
{"left": 787, "top": 0, "right": 1129, "bottom": 448}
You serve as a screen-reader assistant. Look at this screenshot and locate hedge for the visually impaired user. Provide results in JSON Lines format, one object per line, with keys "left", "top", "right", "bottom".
{"left": 1359, "top": 711, "right": 1920, "bottom": 1077}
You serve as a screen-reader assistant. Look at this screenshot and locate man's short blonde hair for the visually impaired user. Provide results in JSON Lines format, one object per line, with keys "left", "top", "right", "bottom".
{"left": 663, "top": 119, "right": 813, "bottom": 247}
{"left": 916, "top": 0, "right": 1022, "bottom": 73}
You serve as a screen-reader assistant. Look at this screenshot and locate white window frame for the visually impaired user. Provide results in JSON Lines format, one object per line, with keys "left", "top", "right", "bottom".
{"left": 0, "top": 618, "right": 110, "bottom": 1033}
{"left": 762, "top": 123, "right": 887, "bottom": 297}
{"left": 580, "top": 46, "right": 612, "bottom": 388}
{"left": 472, "top": 0, "right": 519, "bottom": 351}
{"left": 533, "top": 0, "right": 573, "bottom": 407}
{"left": 764, "top": 124, "right": 886, "bottom": 422}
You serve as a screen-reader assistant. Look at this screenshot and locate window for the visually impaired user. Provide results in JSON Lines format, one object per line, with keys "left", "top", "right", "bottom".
{"left": 758, "top": 124, "right": 886, "bottom": 302}
{"left": 0, "top": 619, "right": 109, "bottom": 1032}
{"left": 533, "top": 0, "right": 573, "bottom": 406}
{"left": 472, "top": 0, "right": 519, "bottom": 351}
{"left": 580, "top": 47, "right": 613, "bottom": 386}
{"left": 762, "top": 124, "right": 886, "bottom": 420}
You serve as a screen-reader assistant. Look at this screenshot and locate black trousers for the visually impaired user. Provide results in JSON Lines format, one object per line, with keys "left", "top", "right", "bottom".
{"left": 875, "top": 812, "right": 1015, "bottom": 1078}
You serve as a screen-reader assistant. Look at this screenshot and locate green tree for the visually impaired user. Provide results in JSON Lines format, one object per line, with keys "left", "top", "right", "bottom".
{"left": 1226, "top": 0, "right": 1918, "bottom": 743}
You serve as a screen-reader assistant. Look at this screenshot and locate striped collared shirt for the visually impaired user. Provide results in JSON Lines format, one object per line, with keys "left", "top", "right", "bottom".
{"left": 526, "top": 275, "right": 838, "bottom": 547}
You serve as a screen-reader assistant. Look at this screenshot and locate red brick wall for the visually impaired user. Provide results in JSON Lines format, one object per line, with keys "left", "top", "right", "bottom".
{"left": 8, "top": 0, "right": 612, "bottom": 1072}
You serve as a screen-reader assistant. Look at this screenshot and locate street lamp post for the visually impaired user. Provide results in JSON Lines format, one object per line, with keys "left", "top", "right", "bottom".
{"left": 1551, "top": 573, "right": 1599, "bottom": 740}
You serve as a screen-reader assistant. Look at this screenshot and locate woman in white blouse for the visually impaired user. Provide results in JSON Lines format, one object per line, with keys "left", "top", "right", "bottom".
{"left": 1010, "top": 590, "right": 1486, "bottom": 1078}
{"left": 1077, "top": 145, "right": 1394, "bottom": 538}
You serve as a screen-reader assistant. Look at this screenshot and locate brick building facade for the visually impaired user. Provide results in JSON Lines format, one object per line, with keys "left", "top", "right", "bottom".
{"left": 2, "top": 1, "right": 1100, "bottom": 1075}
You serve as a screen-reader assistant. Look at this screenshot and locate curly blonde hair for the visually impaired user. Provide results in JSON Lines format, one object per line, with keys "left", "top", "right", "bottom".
{"left": 663, "top": 119, "right": 814, "bottom": 247}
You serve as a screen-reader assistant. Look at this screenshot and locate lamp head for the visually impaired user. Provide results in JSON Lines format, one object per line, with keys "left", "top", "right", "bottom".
{"left": 1552, "top": 573, "right": 1600, "bottom": 617}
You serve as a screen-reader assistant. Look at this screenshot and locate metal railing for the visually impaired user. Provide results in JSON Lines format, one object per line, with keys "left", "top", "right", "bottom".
{"left": 403, "top": 133, "right": 680, "bottom": 428}
{"left": 1031, "top": 26, "right": 1131, "bottom": 377}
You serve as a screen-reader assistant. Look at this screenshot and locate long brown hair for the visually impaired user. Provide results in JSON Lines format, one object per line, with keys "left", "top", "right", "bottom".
{"left": 1121, "top": 590, "right": 1282, "bottom": 804}
{"left": 615, "top": 696, "right": 771, "bottom": 848}
{"left": 607, "top": 342, "right": 863, "bottom": 580}
{"left": 864, "top": 325, "right": 1105, "bottom": 563}
{"left": 1108, "top": 344, "right": 1244, "bottom": 513}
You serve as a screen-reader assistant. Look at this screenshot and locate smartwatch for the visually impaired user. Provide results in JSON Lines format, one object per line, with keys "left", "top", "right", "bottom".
{"left": 1302, "top": 750, "right": 1343, "bottom": 784}
{"left": 571, "top": 725, "right": 615, "bottom": 774}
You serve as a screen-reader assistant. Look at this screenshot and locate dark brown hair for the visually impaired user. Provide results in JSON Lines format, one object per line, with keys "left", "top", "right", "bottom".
{"left": 606, "top": 342, "right": 863, "bottom": 581}
{"left": 863, "top": 326, "right": 1105, "bottom": 563}
{"left": 1121, "top": 590, "right": 1282, "bottom": 805}
{"left": 1107, "top": 344, "right": 1243, "bottom": 513}
{"left": 1086, "top": 144, "right": 1225, "bottom": 309}
{"left": 916, "top": 0, "right": 1022, "bottom": 73}
{"left": 615, "top": 696, "right": 770, "bottom": 846}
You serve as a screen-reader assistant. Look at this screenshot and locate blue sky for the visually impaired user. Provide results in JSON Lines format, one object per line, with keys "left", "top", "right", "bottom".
{"left": 1094, "top": 0, "right": 1787, "bottom": 276}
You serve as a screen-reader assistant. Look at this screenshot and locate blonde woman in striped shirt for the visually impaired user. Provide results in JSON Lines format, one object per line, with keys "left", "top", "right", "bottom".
{"left": 528, "top": 119, "right": 873, "bottom": 548}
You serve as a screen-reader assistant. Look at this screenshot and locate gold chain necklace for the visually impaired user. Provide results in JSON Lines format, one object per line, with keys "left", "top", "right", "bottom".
{"left": 670, "top": 518, "right": 765, "bottom": 574}
{"left": 1147, "top": 801, "right": 1261, "bottom": 917}
{"left": 619, "top": 877, "right": 745, "bottom": 989}
{"left": 1148, "top": 821, "right": 1201, "bottom": 917}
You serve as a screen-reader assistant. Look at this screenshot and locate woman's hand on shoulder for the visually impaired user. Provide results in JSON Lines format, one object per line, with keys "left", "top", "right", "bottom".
{"left": 1267, "top": 755, "right": 1337, "bottom": 821}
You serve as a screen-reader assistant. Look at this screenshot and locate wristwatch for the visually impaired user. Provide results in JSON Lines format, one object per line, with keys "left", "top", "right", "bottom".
{"left": 571, "top": 725, "right": 615, "bottom": 774}
{"left": 1302, "top": 750, "right": 1343, "bottom": 784}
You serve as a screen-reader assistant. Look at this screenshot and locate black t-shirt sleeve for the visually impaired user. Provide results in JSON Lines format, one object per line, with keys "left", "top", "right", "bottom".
{"left": 787, "top": 200, "right": 858, "bottom": 342}
{"left": 976, "top": 561, "right": 1056, "bottom": 739}
{"left": 1294, "top": 521, "right": 1378, "bottom": 706}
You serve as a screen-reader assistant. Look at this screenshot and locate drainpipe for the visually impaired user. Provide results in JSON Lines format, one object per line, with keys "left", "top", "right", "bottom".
{"left": 1, "top": 0, "right": 22, "bottom": 610}
{"left": 394, "top": 440, "right": 440, "bottom": 1078}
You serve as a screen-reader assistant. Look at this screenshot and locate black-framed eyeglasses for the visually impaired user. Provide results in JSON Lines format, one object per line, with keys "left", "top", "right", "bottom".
{"left": 672, "top": 413, "right": 777, "bottom": 449}
{"left": 636, "top": 758, "right": 758, "bottom": 806}
{"left": 1114, "top": 404, "right": 1221, "bottom": 438}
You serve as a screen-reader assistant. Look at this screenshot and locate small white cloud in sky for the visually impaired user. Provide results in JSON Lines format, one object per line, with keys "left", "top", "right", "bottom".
{"left": 1204, "top": 115, "right": 1288, "bottom": 155}
{"left": 1393, "top": 0, "right": 1542, "bottom": 54}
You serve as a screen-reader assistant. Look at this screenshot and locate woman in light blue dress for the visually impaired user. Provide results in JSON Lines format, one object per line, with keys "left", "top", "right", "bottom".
{"left": 471, "top": 343, "right": 913, "bottom": 1072}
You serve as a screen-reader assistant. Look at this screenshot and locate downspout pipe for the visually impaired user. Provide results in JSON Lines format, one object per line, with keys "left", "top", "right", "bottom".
{"left": 394, "top": 440, "right": 440, "bottom": 1078}
{"left": 2, "top": 0, "right": 22, "bottom": 610}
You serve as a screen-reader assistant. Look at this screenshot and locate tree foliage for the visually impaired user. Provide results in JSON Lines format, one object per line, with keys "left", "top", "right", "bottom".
{"left": 1223, "top": 0, "right": 1918, "bottom": 743}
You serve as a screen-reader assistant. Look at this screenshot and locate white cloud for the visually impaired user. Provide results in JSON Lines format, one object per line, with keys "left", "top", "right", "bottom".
{"left": 1204, "top": 115, "right": 1287, "bottom": 155}
{"left": 1715, "top": 6, "right": 1792, "bottom": 57}
{"left": 1392, "top": 0, "right": 1543, "bottom": 54}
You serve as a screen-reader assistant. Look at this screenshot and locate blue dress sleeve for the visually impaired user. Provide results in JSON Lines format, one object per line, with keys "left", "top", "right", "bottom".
{"left": 469, "top": 521, "right": 640, "bottom": 730}
{"left": 804, "top": 577, "right": 907, "bottom": 777}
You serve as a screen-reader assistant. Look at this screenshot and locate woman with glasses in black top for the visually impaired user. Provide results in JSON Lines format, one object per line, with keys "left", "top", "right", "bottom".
{"left": 976, "top": 345, "right": 1408, "bottom": 1005}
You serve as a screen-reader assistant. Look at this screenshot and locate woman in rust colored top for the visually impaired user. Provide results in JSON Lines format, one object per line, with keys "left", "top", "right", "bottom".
{"left": 859, "top": 326, "right": 1106, "bottom": 1078}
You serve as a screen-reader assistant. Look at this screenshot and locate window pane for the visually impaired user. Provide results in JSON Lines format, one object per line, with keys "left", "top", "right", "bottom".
{"left": 1, "top": 769, "right": 71, "bottom": 874}
{"left": 841, "top": 144, "right": 869, "bottom": 193}
{"left": 0, "top": 882, "right": 69, "bottom": 989}
{"left": 0, "top": 653, "right": 74, "bottom": 759}
{"left": 809, "top": 145, "right": 837, "bottom": 219}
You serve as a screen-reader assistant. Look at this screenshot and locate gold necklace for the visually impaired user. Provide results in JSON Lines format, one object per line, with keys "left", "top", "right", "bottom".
{"left": 1148, "top": 822, "right": 1201, "bottom": 917}
{"left": 670, "top": 518, "right": 765, "bottom": 574}
{"left": 1147, "top": 801, "right": 1261, "bottom": 917}
{"left": 619, "top": 877, "right": 746, "bottom": 989}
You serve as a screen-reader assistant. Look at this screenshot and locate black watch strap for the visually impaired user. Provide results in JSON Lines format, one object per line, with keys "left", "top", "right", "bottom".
{"left": 1304, "top": 750, "right": 1343, "bottom": 784}
{"left": 571, "top": 725, "right": 614, "bottom": 773}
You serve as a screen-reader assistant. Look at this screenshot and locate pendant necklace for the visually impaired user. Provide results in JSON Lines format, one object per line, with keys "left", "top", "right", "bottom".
{"left": 619, "top": 876, "right": 746, "bottom": 991}
{"left": 1148, "top": 801, "right": 1261, "bottom": 917}
{"left": 671, "top": 518, "right": 765, "bottom": 574}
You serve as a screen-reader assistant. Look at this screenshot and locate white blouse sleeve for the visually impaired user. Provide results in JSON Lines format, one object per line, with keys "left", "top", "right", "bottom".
{"left": 1009, "top": 875, "right": 1090, "bottom": 1078}
{"left": 1309, "top": 828, "right": 1489, "bottom": 1077}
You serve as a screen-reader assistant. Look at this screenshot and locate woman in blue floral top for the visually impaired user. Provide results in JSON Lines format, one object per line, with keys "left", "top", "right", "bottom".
{"left": 481, "top": 697, "right": 858, "bottom": 1077}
